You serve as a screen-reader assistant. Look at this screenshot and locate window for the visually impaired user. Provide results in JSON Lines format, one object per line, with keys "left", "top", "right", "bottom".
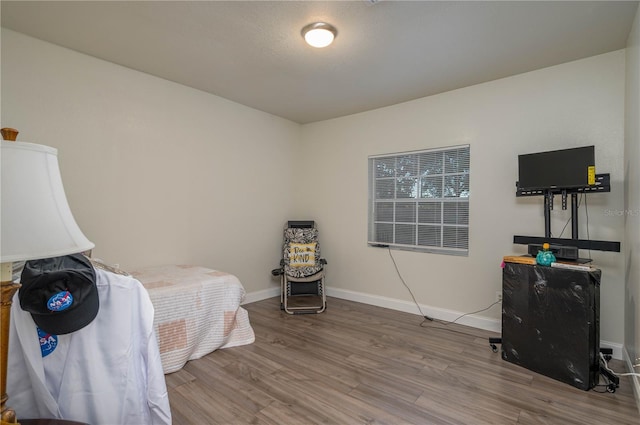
{"left": 368, "top": 145, "right": 470, "bottom": 255}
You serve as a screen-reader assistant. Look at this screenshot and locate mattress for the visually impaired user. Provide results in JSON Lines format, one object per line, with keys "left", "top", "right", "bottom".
{"left": 130, "top": 265, "right": 255, "bottom": 374}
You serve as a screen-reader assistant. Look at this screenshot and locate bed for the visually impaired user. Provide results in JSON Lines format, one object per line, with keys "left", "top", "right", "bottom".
{"left": 128, "top": 265, "right": 255, "bottom": 374}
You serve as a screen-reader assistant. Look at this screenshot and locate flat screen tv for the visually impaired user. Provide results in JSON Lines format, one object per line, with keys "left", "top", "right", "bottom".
{"left": 518, "top": 146, "right": 595, "bottom": 191}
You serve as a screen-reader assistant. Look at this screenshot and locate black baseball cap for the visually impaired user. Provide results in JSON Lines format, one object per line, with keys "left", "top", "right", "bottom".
{"left": 19, "top": 253, "right": 99, "bottom": 335}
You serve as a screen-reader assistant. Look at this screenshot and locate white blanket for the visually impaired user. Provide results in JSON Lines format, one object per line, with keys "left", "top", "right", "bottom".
{"left": 130, "top": 265, "right": 255, "bottom": 374}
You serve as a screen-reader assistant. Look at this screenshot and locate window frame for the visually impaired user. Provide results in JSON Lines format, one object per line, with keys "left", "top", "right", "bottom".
{"left": 367, "top": 145, "right": 470, "bottom": 256}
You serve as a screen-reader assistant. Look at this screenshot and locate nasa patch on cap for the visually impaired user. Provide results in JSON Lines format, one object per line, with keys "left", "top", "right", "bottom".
{"left": 19, "top": 253, "right": 99, "bottom": 335}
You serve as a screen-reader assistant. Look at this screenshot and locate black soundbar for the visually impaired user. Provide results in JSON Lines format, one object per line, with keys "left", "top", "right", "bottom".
{"left": 514, "top": 235, "right": 620, "bottom": 252}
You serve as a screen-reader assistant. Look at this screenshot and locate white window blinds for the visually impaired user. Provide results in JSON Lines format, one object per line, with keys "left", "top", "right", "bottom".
{"left": 368, "top": 145, "right": 470, "bottom": 255}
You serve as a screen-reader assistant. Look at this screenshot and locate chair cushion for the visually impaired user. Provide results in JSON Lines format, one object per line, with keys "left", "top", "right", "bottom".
{"left": 283, "top": 228, "right": 323, "bottom": 278}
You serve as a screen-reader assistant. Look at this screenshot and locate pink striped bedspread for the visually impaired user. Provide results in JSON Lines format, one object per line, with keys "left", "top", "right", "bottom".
{"left": 130, "top": 265, "right": 255, "bottom": 374}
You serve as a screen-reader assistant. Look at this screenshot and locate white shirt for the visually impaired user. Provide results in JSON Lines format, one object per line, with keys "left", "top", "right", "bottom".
{"left": 7, "top": 268, "right": 172, "bottom": 425}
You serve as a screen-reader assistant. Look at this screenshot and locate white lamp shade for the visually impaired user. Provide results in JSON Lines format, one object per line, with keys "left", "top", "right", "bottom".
{"left": 1, "top": 141, "right": 94, "bottom": 262}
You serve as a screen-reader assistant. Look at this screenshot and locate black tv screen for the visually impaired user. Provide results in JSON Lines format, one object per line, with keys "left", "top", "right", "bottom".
{"left": 518, "top": 146, "right": 595, "bottom": 191}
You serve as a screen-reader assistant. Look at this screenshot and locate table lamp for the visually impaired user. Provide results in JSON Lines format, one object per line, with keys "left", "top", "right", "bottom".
{"left": 1, "top": 128, "right": 94, "bottom": 424}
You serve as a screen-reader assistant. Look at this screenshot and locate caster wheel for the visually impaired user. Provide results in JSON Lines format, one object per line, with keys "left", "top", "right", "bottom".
{"left": 490, "top": 344, "right": 498, "bottom": 353}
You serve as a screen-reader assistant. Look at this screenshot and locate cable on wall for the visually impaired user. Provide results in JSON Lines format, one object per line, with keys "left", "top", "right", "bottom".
{"left": 558, "top": 193, "right": 584, "bottom": 238}
{"left": 426, "top": 301, "right": 501, "bottom": 327}
{"left": 585, "top": 194, "right": 593, "bottom": 261}
{"left": 387, "top": 247, "right": 501, "bottom": 334}
{"left": 387, "top": 247, "right": 433, "bottom": 321}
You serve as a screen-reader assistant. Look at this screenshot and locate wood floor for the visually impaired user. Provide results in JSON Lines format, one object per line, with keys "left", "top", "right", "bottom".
{"left": 166, "top": 296, "right": 639, "bottom": 424}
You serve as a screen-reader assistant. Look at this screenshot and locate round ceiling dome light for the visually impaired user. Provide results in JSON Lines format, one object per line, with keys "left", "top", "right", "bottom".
{"left": 302, "top": 22, "right": 337, "bottom": 48}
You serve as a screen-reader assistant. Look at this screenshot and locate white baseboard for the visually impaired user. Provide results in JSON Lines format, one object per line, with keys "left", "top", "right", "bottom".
{"left": 244, "top": 286, "right": 623, "bottom": 360}
{"left": 243, "top": 287, "right": 279, "bottom": 305}
{"left": 326, "top": 287, "right": 501, "bottom": 333}
{"left": 623, "top": 348, "right": 640, "bottom": 415}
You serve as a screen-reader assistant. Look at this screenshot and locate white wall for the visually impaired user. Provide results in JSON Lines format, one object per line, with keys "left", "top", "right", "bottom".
{"left": 298, "top": 51, "right": 627, "bottom": 344}
{"left": 624, "top": 4, "right": 640, "bottom": 404}
{"left": 0, "top": 28, "right": 300, "bottom": 293}
{"left": 1, "top": 28, "right": 629, "bottom": 347}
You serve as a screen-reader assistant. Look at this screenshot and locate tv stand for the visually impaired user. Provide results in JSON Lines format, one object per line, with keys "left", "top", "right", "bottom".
{"left": 514, "top": 173, "right": 620, "bottom": 253}
{"left": 516, "top": 173, "right": 611, "bottom": 197}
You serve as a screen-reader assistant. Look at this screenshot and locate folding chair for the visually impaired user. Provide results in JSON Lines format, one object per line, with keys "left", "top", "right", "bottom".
{"left": 271, "top": 221, "right": 327, "bottom": 314}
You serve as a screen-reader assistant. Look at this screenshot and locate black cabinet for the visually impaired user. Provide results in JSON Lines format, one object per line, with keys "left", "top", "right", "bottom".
{"left": 501, "top": 262, "right": 601, "bottom": 390}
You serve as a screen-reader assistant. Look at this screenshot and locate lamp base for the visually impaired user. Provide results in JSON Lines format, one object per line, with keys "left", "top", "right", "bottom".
{"left": 1, "top": 413, "right": 19, "bottom": 425}
{"left": 1, "top": 264, "right": 21, "bottom": 424}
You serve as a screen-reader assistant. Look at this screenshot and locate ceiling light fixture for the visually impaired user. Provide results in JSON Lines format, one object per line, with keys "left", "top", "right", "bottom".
{"left": 301, "top": 22, "right": 337, "bottom": 48}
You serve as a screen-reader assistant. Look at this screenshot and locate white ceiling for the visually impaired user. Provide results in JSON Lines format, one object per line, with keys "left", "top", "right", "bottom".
{"left": 1, "top": 1, "right": 638, "bottom": 124}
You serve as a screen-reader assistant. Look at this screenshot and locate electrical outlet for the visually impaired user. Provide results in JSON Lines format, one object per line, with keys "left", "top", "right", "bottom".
{"left": 496, "top": 291, "right": 503, "bottom": 302}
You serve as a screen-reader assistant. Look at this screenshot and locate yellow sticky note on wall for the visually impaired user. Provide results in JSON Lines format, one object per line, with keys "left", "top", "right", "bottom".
{"left": 588, "top": 166, "right": 596, "bottom": 185}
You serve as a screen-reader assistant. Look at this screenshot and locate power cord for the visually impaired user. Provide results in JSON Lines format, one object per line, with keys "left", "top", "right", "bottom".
{"left": 584, "top": 194, "right": 593, "bottom": 261}
{"left": 600, "top": 352, "right": 640, "bottom": 378}
{"left": 387, "top": 247, "right": 501, "bottom": 330}
{"left": 553, "top": 193, "right": 593, "bottom": 261}
{"left": 425, "top": 300, "right": 501, "bottom": 327}
{"left": 387, "top": 247, "right": 433, "bottom": 321}
{"left": 558, "top": 193, "right": 584, "bottom": 238}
